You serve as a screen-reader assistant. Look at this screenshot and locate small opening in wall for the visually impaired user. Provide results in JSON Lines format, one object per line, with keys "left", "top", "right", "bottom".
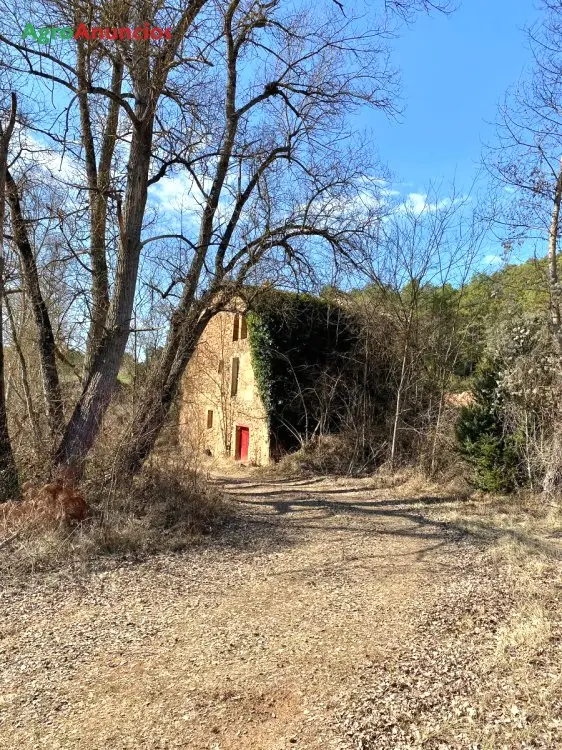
{"left": 231, "top": 357, "right": 239, "bottom": 396}
{"left": 240, "top": 315, "right": 248, "bottom": 339}
{"left": 207, "top": 409, "right": 213, "bottom": 428}
{"left": 233, "top": 313, "right": 240, "bottom": 341}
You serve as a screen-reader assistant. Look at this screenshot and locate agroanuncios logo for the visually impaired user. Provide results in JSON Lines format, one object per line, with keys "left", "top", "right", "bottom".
{"left": 22, "top": 22, "right": 173, "bottom": 44}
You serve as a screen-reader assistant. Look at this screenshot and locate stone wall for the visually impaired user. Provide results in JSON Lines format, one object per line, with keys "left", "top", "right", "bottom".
{"left": 179, "top": 306, "right": 271, "bottom": 465}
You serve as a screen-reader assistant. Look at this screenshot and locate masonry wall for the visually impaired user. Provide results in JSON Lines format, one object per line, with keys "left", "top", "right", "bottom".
{"left": 179, "top": 307, "right": 271, "bottom": 465}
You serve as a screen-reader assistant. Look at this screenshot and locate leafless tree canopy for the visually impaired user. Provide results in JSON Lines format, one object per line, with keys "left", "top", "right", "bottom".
{"left": 0, "top": 0, "right": 449, "bottom": 482}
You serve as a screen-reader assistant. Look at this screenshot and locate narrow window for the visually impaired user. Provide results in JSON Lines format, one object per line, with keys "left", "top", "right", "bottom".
{"left": 233, "top": 313, "right": 240, "bottom": 341}
{"left": 207, "top": 409, "right": 213, "bottom": 429}
{"left": 218, "top": 359, "right": 224, "bottom": 374}
{"left": 231, "top": 357, "right": 239, "bottom": 396}
{"left": 240, "top": 315, "right": 248, "bottom": 339}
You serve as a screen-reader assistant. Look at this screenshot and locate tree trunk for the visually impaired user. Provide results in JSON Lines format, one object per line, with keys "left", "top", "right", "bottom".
{"left": 0, "top": 259, "right": 19, "bottom": 500}
{"left": 115, "top": 306, "right": 215, "bottom": 476}
{"left": 543, "top": 158, "right": 562, "bottom": 495}
{"left": 54, "top": 120, "right": 154, "bottom": 475}
{"left": 5, "top": 296, "right": 42, "bottom": 453}
{"left": 0, "top": 93, "right": 19, "bottom": 501}
{"left": 80, "top": 54, "right": 123, "bottom": 380}
{"left": 548, "top": 157, "right": 562, "bottom": 350}
{"left": 390, "top": 334, "right": 409, "bottom": 469}
{"left": 5, "top": 169, "right": 64, "bottom": 445}
{"left": 429, "top": 388, "right": 444, "bottom": 477}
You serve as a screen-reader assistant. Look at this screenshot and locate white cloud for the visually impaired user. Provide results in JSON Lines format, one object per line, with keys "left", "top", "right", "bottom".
{"left": 404, "top": 192, "right": 430, "bottom": 214}
{"left": 484, "top": 254, "right": 503, "bottom": 265}
{"left": 150, "top": 173, "right": 206, "bottom": 213}
{"left": 12, "top": 129, "right": 79, "bottom": 182}
{"left": 398, "top": 192, "right": 468, "bottom": 216}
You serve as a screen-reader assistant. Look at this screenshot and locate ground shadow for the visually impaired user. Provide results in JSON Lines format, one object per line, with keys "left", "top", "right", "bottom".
{"left": 213, "top": 481, "right": 562, "bottom": 562}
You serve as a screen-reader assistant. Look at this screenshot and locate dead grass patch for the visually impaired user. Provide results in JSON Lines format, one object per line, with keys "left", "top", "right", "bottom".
{"left": 274, "top": 433, "right": 383, "bottom": 477}
{"left": 495, "top": 601, "right": 552, "bottom": 661}
{"left": 346, "top": 486, "right": 562, "bottom": 748}
{"left": 0, "top": 464, "right": 230, "bottom": 576}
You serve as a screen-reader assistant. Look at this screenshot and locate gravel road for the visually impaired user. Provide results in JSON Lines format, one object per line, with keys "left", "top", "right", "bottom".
{"left": 1, "top": 473, "right": 560, "bottom": 749}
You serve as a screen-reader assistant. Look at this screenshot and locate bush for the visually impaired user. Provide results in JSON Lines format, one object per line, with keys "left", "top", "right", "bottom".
{"left": 277, "top": 432, "right": 384, "bottom": 476}
{"left": 0, "top": 463, "right": 230, "bottom": 575}
{"left": 457, "top": 360, "right": 523, "bottom": 492}
{"left": 247, "top": 291, "right": 358, "bottom": 453}
{"left": 92, "top": 465, "right": 229, "bottom": 544}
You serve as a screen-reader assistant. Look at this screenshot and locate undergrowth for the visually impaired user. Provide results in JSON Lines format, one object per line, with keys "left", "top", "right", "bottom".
{"left": 0, "top": 463, "right": 230, "bottom": 576}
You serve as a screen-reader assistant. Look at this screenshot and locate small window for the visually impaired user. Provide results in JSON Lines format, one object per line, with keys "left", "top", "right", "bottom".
{"left": 231, "top": 357, "right": 239, "bottom": 396}
{"left": 207, "top": 409, "right": 213, "bottom": 429}
{"left": 233, "top": 314, "right": 240, "bottom": 341}
{"left": 240, "top": 316, "right": 248, "bottom": 339}
{"left": 218, "top": 359, "right": 224, "bottom": 374}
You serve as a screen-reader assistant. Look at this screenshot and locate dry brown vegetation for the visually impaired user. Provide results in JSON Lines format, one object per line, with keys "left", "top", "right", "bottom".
{"left": 345, "top": 483, "right": 562, "bottom": 749}
{"left": 0, "top": 477, "right": 88, "bottom": 540}
{"left": 1, "top": 467, "right": 560, "bottom": 749}
{"left": 0, "top": 463, "right": 229, "bottom": 576}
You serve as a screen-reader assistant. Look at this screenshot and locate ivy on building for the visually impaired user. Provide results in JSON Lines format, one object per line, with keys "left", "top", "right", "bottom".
{"left": 246, "top": 290, "right": 357, "bottom": 452}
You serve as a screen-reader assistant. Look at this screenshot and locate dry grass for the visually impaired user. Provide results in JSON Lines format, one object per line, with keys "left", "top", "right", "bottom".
{"left": 343, "top": 479, "right": 562, "bottom": 749}
{"left": 418, "top": 488, "right": 562, "bottom": 747}
{"left": 2, "top": 466, "right": 562, "bottom": 748}
{"left": 274, "top": 432, "right": 384, "bottom": 477}
{"left": 495, "top": 601, "right": 552, "bottom": 660}
{"left": 0, "top": 463, "right": 230, "bottom": 576}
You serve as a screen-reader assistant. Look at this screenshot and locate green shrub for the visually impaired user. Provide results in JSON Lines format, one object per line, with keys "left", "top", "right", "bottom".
{"left": 456, "top": 361, "right": 521, "bottom": 492}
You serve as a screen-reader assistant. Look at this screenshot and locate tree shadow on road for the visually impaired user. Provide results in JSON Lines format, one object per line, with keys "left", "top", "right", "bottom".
{"left": 215, "top": 483, "right": 562, "bottom": 563}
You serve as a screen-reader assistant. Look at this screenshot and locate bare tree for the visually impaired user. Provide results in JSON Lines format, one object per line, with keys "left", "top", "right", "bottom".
{"left": 487, "top": 0, "right": 562, "bottom": 492}
{"left": 0, "top": 0, "right": 450, "bottom": 480}
{"left": 110, "top": 0, "right": 410, "bottom": 475}
{"left": 356, "top": 185, "right": 486, "bottom": 470}
{"left": 5, "top": 169, "right": 64, "bottom": 445}
{"left": 1, "top": 0, "right": 211, "bottom": 475}
{"left": 0, "top": 92, "right": 18, "bottom": 499}
{"left": 488, "top": 0, "right": 562, "bottom": 348}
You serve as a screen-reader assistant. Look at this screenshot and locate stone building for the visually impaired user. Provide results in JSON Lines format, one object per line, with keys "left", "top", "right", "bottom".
{"left": 179, "top": 292, "right": 356, "bottom": 465}
{"left": 179, "top": 302, "right": 271, "bottom": 464}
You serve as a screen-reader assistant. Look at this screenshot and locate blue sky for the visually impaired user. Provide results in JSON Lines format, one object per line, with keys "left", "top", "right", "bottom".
{"left": 366, "top": 0, "right": 540, "bottom": 197}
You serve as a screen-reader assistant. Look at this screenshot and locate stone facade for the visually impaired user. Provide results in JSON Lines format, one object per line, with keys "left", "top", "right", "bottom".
{"left": 179, "top": 305, "right": 271, "bottom": 465}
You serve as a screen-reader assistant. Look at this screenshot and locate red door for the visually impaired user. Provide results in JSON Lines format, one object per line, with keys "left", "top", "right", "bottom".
{"left": 236, "top": 426, "right": 250, "bottom": 460}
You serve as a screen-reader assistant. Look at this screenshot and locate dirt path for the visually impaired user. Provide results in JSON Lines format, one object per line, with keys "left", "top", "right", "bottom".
{"left": 0, "top": 473, "right": 545, "bottom": 749}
